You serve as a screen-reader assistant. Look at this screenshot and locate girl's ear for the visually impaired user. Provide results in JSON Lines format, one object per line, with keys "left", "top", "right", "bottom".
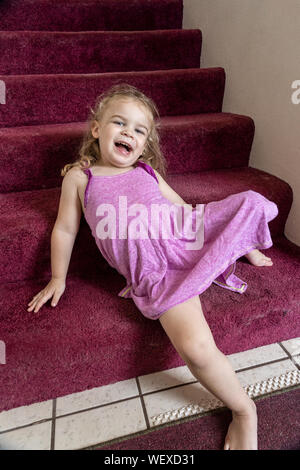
{"left": 91, "top": 120, "right": 100, "bottom": 139}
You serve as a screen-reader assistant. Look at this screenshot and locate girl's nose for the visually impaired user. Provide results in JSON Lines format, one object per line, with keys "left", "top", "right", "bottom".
{"left": 121, "top": 128, "right": 133, "bottom": 138}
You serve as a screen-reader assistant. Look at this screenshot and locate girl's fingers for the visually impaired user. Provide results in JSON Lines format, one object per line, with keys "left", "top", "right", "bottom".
{"left": 32, "top": 297, "right": 47, "bottom": 313}
{"left": 51, "top": 295, "right": 59, "bottom": 307}
{"left": 27, "top": 298, "right": 39, "bottom": 310}
{"left": 27, "top": 300, "right": 40, "bottom": 310}
{"left": 51, "top": 292, "right": 64, "bottom": 307}
{"left": 28, "top": 298, "right": 39, "bottom": 306}
{"left": 27, "top": 299, "right": 40, "bottom": 312}
{"left": 28, "top": 292, "right": 43, "bottom": 305}
{"left": 27, "top": 283, "right": 65, "bottom": 312}
{"left": 28, "top": 292, "right": 52, "bottom": 312}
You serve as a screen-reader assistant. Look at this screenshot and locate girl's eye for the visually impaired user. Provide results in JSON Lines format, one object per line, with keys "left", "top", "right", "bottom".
{"left": 113, "top": 121, "right": 145, "bottom": 135}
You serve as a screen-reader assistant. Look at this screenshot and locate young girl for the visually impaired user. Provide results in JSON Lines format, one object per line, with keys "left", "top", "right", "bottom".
{"left": 27, "top": 83, "right": 278, "bottom": 450}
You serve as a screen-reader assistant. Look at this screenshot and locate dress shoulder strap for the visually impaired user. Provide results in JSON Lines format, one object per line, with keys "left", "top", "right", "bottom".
{"left": 82, "top": 167, "right": 93, "bottom": 209}
{"left": 136, "top": 160, "right": 159, "bottom": 184}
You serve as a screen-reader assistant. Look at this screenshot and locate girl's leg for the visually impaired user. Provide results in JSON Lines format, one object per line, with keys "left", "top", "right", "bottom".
{"left": 159, "top": 295, "right": 257, "bottom": 450}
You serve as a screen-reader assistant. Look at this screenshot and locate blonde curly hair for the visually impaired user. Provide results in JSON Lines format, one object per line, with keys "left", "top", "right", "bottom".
{"left": 61, "top": 83, "right": 167, "bottom": 178}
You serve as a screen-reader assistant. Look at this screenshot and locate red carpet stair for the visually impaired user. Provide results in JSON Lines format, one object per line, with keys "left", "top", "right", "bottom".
{"left": 0, "top": 0, "right": 299, "bottom": 412}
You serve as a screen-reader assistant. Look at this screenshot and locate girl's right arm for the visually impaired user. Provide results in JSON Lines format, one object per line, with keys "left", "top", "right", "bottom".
{"left": 27, "top": 168, "right": 82, "bottom": 313}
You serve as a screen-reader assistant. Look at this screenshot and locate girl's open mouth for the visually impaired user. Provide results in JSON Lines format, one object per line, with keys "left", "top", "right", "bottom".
{"left": 114, "top": 141, "right": 133, "bottom": 155}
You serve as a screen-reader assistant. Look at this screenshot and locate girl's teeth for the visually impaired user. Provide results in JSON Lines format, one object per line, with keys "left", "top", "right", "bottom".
{"left": 115, "top": 143, "right": 131, "bottom": 155}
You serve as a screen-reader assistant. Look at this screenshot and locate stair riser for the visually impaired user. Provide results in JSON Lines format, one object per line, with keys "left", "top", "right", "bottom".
{"left": 0, "top": 68, "right": 225, "bottom": 127}
{"left": 0, "top": 30, "right": 201, "bottom": 75}
{"left": 0, "top": 0, "right": 183, "bottom": 31}
{"left": 0, "top": 114, "right": 254, "bottom": 193}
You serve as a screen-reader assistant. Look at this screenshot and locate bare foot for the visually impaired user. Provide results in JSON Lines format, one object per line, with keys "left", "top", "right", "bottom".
{"left": 244, "top": 249, "right": 273, "bottom": 266}
{"left": 224, "top": 405, "right": 258, "bottom": 450}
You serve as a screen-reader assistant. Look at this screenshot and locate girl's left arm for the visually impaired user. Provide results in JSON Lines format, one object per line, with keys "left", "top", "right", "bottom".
{"left": 153, "top": 169, "right": 192, "bottom": 207}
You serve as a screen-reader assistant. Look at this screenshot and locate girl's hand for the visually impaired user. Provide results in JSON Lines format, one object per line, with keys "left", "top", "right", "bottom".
{"left": 27, "top": 278, "right": 66, "bottom": 313}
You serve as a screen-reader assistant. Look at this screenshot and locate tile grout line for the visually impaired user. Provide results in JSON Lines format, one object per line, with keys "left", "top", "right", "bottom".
{"left": 234, "top": 355, "right": 290, "bottom": 373}
{"left": 0, "top": 417, "right": 53, "bottom": 435}
{"left": 135, "top": 377, "right": 150, "bottom": 429}
{"left": 278, "top": 342, "right": 300, "bottom": 370}
{"left": 50, "top": 399, "right": 56, "bottom": 450}
{"left": 56, "top": 395, "right": 140, "bottom": 420}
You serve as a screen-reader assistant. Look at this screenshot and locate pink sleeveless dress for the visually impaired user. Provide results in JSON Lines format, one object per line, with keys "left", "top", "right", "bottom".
{"left": 82, "top": 161, "right": 278, "bottom": 320}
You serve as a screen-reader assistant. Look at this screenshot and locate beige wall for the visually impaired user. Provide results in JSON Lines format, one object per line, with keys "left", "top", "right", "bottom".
{"left": 183, "top": 0, "right": 300, "bottom": 245}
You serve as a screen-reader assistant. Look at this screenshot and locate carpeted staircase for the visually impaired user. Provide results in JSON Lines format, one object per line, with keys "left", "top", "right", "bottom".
{"left": 0, "top": 0, "right": 299, "bottom": 412}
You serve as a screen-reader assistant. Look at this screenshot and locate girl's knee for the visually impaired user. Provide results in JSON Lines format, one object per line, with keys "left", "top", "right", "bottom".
{"left": 246, "top": 190, "right": 278, "bottom": 220}
{"left": 179, "top": 338, "right": 217, "bottom": 369}
{"left": 159, "top": 296, "right": 217, "bottom": 368}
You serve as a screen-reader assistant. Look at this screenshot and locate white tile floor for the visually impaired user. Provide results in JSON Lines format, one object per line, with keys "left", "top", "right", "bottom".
{"left": 0, "top": 338, "right": 299, "bottom": 450}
